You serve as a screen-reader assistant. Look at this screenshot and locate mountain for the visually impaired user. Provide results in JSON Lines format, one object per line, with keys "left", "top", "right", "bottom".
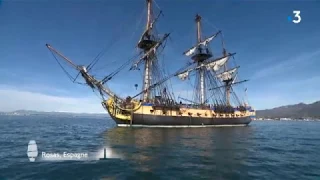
{"left": 0, "top": 110, "right": 109, "bottom": 118}
{"left": 2, "top": 101, "right": 320, "bottom": 119}
{"left": 256, "top": 101, "right": 320, "bottom": 119}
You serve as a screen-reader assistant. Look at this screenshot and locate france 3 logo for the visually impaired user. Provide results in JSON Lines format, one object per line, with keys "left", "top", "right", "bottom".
{"left": 288, "top": 10, "right": 301, "bottom": 24}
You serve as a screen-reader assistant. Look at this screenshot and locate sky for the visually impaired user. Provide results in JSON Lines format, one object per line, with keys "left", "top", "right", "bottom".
{"left": 0, "top": 0, "right": 319, "bottom": 112}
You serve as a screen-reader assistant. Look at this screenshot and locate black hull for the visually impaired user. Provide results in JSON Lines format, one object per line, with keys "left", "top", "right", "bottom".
{"left": 110, "top": 113, "right": 252, "bottom": 127}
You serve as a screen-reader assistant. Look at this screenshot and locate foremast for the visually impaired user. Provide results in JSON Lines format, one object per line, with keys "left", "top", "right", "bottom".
{"left": 137, "top": 0, "right": 157, "bottom": 102}
{"left": 46, "top": 0, "right": 174, "bottom": 107}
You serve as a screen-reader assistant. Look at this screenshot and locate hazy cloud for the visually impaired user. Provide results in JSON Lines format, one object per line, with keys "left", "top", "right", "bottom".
{"left": 0, "top": 85, "right": 105, "bottom": 113}
{"left": 248, "top": 75, "right": 320, "bottom": 110}
{"left": 252, "top": 49, "right": 320, "bottom": 80}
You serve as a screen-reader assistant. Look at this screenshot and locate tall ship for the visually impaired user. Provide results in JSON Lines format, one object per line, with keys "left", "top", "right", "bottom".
{"left": 46, "top": 0, "right": 255, "bottom": 127}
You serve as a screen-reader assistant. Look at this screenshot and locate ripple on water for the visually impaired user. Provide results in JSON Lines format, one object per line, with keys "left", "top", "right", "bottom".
{"left": 0, "top": 117, "right": 320, "bottom": 179}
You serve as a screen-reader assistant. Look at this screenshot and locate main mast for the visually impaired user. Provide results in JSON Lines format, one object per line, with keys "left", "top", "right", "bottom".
{"left": 192, "top": 14, "right": 212, "bottom": 104}
{"left": 196, "top": 15, "right": 206, "bottom": 104}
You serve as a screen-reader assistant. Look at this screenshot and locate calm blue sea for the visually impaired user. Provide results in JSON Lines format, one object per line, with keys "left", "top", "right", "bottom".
{"left": 0, "top": 115, "right": 319, "bottom": 180}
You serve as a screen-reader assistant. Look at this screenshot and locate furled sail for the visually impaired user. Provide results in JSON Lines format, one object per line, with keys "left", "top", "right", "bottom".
{"left": 178, "top": 71, "right": 189, "bottom": 81}
{"left": 232, "top": 74, "right": 238, "bottom": 84}
{"left": 176, "top": 55, "right": 231, "bottom": 81}
{"left": 183, "top": 46, "right": 197, "bottom": 56}
{"left": 199, "top": 31, "right": 220, "bottom": 46}
{"left": 216, "top": 67, "right": 238, "bottom": 81}
{"left": 206, "top": 56, "right": 229, "bottom": 71}
{"left": 183, "top": 31, "right": 221, "bottom": 56}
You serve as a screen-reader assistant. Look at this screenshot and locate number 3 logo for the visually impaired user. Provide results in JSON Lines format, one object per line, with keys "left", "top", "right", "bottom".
{"left": 293, "top": 10, "right": 301, "bottom": 24}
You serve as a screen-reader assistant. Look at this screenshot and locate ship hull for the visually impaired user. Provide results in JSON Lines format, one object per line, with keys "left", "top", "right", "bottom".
{"left": 109, "top": 113, "right": 252, "bottom": 127}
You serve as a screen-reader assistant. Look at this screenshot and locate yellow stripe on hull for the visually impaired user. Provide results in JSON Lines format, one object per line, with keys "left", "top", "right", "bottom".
{"left": 103, "top": 98, "right": 256, "bottom": 122}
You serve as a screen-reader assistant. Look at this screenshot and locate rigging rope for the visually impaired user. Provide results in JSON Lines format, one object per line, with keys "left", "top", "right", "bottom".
{"left": 153, "top": 0, "right": 161, "bottom": 11}
{"left": 131, "top": 61, "right": 193, "bottom": 99}
{"left": 49, "top": 50, "right": 86, "bottom": 86}
{"left": 101, "top": 53, "right": 141, "bottom": 84}
{"left": 230, "top": 86, "right": 241, "bottom": 106}
{"left": 205, "top": 70, "right": 226, "bottom": 105}
{"left": 50, "top": 51, "right": 74, "bottom": 81}
{"left": 201, "top": 16, "right": 250, "bottom": 106}
{"left": 202, "top": 17, "right": 220, "bottom": 32}
{"left": 130, "top": 6, "right": 147, "bottom": 40}
{"left": 87, "top": 35, "right": 123, "bottom": 72}
{"left": 87, "top": 6, "right": 146, "bottom": 73}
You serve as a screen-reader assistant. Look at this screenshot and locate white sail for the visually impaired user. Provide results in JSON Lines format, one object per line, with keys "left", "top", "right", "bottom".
{"left": 183, "top": 31, "right": 220, "bottom": 56}
{"left": 27, "top": 140, "right": 38, "bottom": 162}
{"left": 232, "top": 74, "right": 238, "bottom": 84}
{"left": 216, "top": 68, "right": 237, "bottom": 81}
{"left": 177, "top": 71, "right": 189, "bottom": 81}
{"left": 199, "top": 33, "right": 219, "bottom": 46}
{"left": 206, "top": 56, "right": 229, "bottom": 71}
{"left": 206, "top": 61, "right": 216, "bottom": 71}
{"left": 184, "top": 46, "right": 197, "bottom": 56}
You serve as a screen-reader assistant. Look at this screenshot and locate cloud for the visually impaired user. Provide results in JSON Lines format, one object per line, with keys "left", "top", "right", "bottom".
{"left": 0, "top": 86, "right": 105, "bottom": 113}
{"left": 275, "top": 75, "right": 320, "bottom": 89}
{"left": 247, "top": 75, "right": 320, "bottom": 110}
{"left": 251, "top": 49, "right": 320, "bottom": 80}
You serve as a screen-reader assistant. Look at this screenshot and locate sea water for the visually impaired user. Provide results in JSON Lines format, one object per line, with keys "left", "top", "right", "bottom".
{"left": 0, "top": 115, "right": 319, "bottom": 179}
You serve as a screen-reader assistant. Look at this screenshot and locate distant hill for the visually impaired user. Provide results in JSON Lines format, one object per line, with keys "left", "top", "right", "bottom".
{"left": 256, "top": 101, "right": 320, "bottom": 119}
{"left": 0, "top": 110, "right": 109, "bottom": 118}
{"left": 2, "top": 101, "right": 320, "bottom": 119}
